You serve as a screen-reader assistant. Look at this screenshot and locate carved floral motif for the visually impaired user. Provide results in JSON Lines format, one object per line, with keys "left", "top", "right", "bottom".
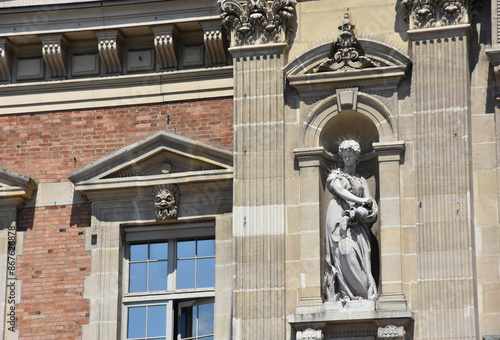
{"left": 153, "top": 184, "right": 180, "bottom": 221}
{"left": 296, "top": 328, "right": 323, "bottom": 340}
{"left": 401, "top": 0, "right": 481, "bottom": 29}
{"left": 218, "top": 0, "right": 297, "bottom": 46}
{"left": 377, "top": 325, "right": 405, "bottom": 339}
{"left": 314, "top": 12, "right": 380, "bottom": 73}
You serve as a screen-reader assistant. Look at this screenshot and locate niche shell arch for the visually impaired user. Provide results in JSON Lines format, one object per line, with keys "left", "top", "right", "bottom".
{"left": 301, "top": 92, "right": 396, "bottom": 150}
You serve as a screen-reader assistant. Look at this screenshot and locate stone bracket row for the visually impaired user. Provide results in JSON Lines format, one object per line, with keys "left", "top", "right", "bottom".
{"left": 0, "top": 21, "right": 227, "bottom": 82}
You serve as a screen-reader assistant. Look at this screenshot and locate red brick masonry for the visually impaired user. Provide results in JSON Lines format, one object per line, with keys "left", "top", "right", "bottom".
{"left": 1, "top": 98, "right": 233, "bottom": 339}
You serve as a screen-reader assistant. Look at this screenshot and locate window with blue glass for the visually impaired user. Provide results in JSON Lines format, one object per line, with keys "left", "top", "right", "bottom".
{"left": 124, "top": 238, "right": 215, "bottom": 340}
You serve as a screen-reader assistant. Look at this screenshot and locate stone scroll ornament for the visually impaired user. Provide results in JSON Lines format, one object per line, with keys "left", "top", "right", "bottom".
{"left": 153, "top": 184, "right": 180, "bottom": 221}
{"left": 313, "top": 12, "right": 380, "bottom": 73}
{"left": 401, "top": 0, "right": 481, "bottom": 29}
{"left": 324, "top": 140, "right": 378, "bottom": 301}
{"left": 218, "top": 0, "right": 297, "bottom": 47}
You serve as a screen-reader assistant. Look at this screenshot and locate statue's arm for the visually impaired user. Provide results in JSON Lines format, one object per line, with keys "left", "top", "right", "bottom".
{"left": 331, "top": 178, "right": 368, "bottom": 205}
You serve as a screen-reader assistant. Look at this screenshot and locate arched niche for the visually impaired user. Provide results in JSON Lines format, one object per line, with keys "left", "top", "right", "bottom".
{"left": 289, "top": 38, "right": 410, "bottom": 325}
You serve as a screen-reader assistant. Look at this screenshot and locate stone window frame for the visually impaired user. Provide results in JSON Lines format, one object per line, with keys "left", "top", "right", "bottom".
{"left": 68, "top": 132, "right": 234, "bottom": 339}
{"left": 120, "top": 220, "right": 216, "bottom": 340}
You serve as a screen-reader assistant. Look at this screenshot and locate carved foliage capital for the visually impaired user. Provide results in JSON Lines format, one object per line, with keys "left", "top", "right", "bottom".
{"left": 218, "top": 0, "right": 297, "bottom": 47}
{"left": 401, "top": 0, "right": 481, "bottom": 29}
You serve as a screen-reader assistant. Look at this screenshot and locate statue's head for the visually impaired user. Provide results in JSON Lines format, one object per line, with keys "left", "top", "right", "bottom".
{"left": 338, "top": 140, "right": 361, "bottom": 168}
{"left": 339, "top": 140, "right": 361, "bottom": 156}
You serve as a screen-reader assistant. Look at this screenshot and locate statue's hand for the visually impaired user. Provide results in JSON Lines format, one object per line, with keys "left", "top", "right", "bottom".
{"left": 363, "top": 197, "right": 374, "bottom": 208}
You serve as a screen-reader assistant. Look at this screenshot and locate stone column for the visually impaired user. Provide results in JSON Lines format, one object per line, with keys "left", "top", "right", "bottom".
{"left": 405, "top": 1, "right": 479, "bottom": 338}
{"left": 219, "top": 0, "right": 296, "bottom": 338}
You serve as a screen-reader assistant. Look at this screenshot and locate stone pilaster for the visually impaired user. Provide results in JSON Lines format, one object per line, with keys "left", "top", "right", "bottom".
{"left": 373, "top": 142, "right": 406, "bottom": 310}
{"left": 219, "top": 0, "right": 296, "bottom": 337}
{"left": 408, "top": 19, "right": 478, "bottom": 339}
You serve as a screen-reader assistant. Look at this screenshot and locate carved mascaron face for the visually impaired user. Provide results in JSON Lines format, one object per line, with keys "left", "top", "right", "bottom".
{"left": 154, "top": 186, "right": 178, "bottom": 221}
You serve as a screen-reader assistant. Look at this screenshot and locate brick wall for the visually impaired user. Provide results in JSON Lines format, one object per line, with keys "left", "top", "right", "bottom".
{"left": 3, "top": 98, "right": 233, "bottom": 339}
{"left": 17, "top": 204, "right": 91, "bottom": 340}
{"left": 0, "top": 98, "right": 233, "bottom": 182}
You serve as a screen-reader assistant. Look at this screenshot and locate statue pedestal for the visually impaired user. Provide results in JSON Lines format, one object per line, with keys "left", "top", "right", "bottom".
{"left": 289, "top": 302, "right": 413, "bottom": 340}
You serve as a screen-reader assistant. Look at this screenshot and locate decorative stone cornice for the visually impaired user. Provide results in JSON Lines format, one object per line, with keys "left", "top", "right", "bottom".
{"left": 218, "top": 0, "right": 297, "bottom": 47}
{"left": 202, "top": 22, "right": 227, "bottom": 66}
{"left": 96, "top": 30, "right": 122, "bottom": 74}
{"left": 40, "top": 34, "right": 68, "bottom": 78}
{"left": 0, "top": 38, "right": 11, "bottom": 83}
{"left": 314, "top": 12, "right": 380, "bottom": 72}
{"left": 401, "top": 0, "right": 481, "bottom": 29}
{"left": 152, "top": 24, "right": 178, "bottom": 70}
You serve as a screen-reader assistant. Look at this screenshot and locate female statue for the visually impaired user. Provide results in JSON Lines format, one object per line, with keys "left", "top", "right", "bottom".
{"left": 324, "top": 140, "right": 378, "bottom": 301}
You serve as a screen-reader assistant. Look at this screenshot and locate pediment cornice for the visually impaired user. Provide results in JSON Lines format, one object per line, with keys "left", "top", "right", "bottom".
{"left": 0, "top": 168, "right": 37, "bottom": 206}
{"left": 68, "top": 131, "right": 233, "bottom": 195}
{"left": 285, "top": 39, "right": 411, "bottom": 93}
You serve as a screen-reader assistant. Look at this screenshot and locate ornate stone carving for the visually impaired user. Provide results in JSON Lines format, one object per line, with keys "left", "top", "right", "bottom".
{"left": 296, "top": 328, "right": 323, "bottom": 340}
{"left": 96, "top": 30, "right": 122, "bottom": 74}
{"left": 401, "top": 0, "right": 481, "bottom": 29}
{"left": 40, "top": 34, "right": 68, "bottom": 78}
{"left": 0, "top": 38, "right": 11, "bottom": 82}
{"left": 377, "top": 325, "right": 405, "bottom": 339}
{"left": 314, "top": 12, "right": 380, "bottom": 73}
{"left": 324, "top": 140, "right": 378, "bottom": 301}
{"left": 153, "top": 184, "right": 180, "bottom": 221}
{"left": 218, "top": 0, "right": 297, "bottom": 47}
{"left": 152, "top": 25, "right": 178, "bottom": 70}
{"left": 204, "top": 29, "right": 227, "bottom": 66}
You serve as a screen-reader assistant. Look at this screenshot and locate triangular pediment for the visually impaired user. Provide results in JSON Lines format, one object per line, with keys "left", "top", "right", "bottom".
{"left": 68, "top": 131, "right": 233, "bottom": 192}
{"left": 0, "top": 168, "right": 37, "bottom": 205}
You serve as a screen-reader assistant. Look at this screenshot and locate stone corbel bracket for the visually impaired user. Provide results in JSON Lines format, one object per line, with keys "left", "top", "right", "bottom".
{"left": 0, "top": 38, "right": 12, "bottom": 83}
{"left": 40, "top": 34, "right": 68, "bottom": 78}
{"left": 96, "top": 30, "right": 122, "bottom": 74}
{"left": 486, "top": 47, "right": 500, "bottom": 101}
{"left": 151, "top": 24, "right": 177, "bottom": 70}
{"left": 201, "top": 22, "right": 227, "bottom": 66}
{"left": 218, "top": 0, "right": 297, "bottom": 47}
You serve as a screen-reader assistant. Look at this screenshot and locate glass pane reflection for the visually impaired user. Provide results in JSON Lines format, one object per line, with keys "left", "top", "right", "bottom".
{"left": 147, "top": 305, "right": 166, "bottom": 337}
{"left": 198, "top": 303, "right": 214, "bottom": 336}
{"left": 149, "top": 261, "right": 168, "bottom": 291}
{"left": 128, "top": 306, "right": 146, "bottom": 338}
{"left": 177, "top": 259, "right": 195, "bottom": 289}
{"left": 130, "top": 262, "right": 147, "bottom": 293}
{"left": 178, "top": 240, "right": 196, "bottom": 258}
{"left": 196, "top": 258, "right": 215, "bottom": 288}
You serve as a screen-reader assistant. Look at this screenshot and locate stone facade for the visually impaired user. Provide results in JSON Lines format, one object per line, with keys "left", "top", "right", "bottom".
{"left": 0, "top": 0, "right": 498, "bottom": 339}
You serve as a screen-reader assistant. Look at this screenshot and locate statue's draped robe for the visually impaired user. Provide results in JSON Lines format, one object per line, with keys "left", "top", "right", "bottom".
{"left": 325, "top": 170, "right": 377, "bottom": 301}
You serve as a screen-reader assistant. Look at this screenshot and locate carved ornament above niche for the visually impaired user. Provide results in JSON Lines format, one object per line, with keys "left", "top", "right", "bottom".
{"left": 218, "top": 0, "right": 297, "bottom": 47}
{"left": 401, "top": 0, "right": 481, "bottom": 29}
{"left": 313, "top": 12, "right": 382, "bottom": 73}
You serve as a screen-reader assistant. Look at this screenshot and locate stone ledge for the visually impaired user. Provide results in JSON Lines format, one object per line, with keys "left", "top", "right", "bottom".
{"left": 0, "top": 66, "right": 233, "bottom": 115}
